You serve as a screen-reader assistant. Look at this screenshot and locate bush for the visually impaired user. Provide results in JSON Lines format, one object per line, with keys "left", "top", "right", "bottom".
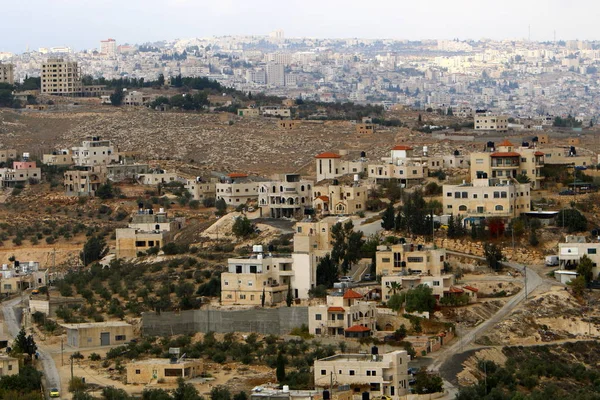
{"left": 189, "top": 200, "right": 200, "bottom": 209}
{"left": 203, "top": 197, "right": 216, "bottom": 207}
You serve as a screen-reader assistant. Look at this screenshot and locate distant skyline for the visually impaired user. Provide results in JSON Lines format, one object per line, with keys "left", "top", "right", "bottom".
{"left": 2, "top": 0, "right": 600, "bottom": 53}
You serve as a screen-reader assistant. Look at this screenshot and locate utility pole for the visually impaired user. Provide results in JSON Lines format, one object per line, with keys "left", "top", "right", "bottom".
{"left": 61, "top": 339, "right": 64, "bottom": 366}
{"left": 70, "top": 355, "right": 74, "bottom": 383}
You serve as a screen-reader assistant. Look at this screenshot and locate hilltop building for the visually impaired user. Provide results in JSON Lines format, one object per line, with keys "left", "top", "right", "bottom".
{"left": 258, "top": 174, "right": 313, "bottom": 218}
{"left": 368, "top": 145, "right": 427, "bottom": 185}
{"left": 308, "top": 290, "right": 377, "bottom": 337}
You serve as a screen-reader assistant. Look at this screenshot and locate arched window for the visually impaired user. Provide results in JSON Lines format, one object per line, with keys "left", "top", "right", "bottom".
{"left": 495, "top": 205, "right": 504, "bottom": 211}
{"left": 301, "top": 185, "right": 305, "bottom": 191}
{"left": 459, "top": 205, "right": 467, "bottom": 211}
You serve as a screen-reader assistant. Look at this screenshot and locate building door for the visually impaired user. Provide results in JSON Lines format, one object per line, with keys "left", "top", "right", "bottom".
{"left": 100, "top": 332, "right": 110, "bottom": 346}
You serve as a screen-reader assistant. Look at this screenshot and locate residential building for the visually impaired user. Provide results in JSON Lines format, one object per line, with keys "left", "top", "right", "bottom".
{"left": 123, "top": 90, "right": 153, "bottom": 106}
{"left": 313, "top": 178, "right": 368, "bottom": 215}
{"left": 314, "top": 350, "right": 409, "bottom": 399}
{"left": 314, "top": 151, "right": 369, "bottom": 182}
{"left": 42, "top": 150, "right": 74, "bottom": 166}
{"left": 40, "top": 58, "right": 82, "bottom": 95}
{"left": 356, "top": 123, "right": 375, "bottom": 134}
{"left": 220, "top": 245, "right": 317, "bottom": 305}
{"left": 381, "top": 274, "right": 455, "bottom": 301}
{"left": 308, "top": 290, "right": 377, "bottom": 337}
{"left": 185, "top": 178, "right": 217, "bottom": 201}
{"left": 0, "top": 149, "right": 16, "bottom": 165}
{"left": 0, "top": 160, "right": 41, "bottom": 187}
{"left": 368, "top": 145, "right": 427, "bottom": 185}
{"left": 266, "top": 63, "right": 285, "bottom": 86}
{"left": 474, "top": 114, "right": 508, "bottom": 132}
{"left": 216, "top": 173, "right": 261, "bottom": 205}
{"left": 558, "top": 235, "right": 600, "bottom": 278}
{"left": 261, "top": 106, "right": 291, "bottom": 118}
{"left": 100, "top": 38, "right": 117, "bottom": 57}
{"left": 293, "top": 217, "right": 338, "bottom": 257}
{"left": 29, "top": 296, "right": 85, "bottom": 318}
{"left": 0, "top": 262, "right": 48, "bottom": 295}
{"left": 106, "top": 164, "right": 149, "bottom": 182}
{"left": 138, "top": 170, "right": 181, "bottom": 185}
{"left": 115, "top": 208, "right": 184, "bottom": 258}
{"left": 63, "top": 322, "right": 134, "bottom": 348}
{"left": 258, "top": 174, "right": 313, "bottom": 218}
{"left": 238, "top": 108, "right": 260, "bottom": 117}
{"left": 442, "top": 178, "right": 531, "bottom": 222}
{"left": 63, "top": 165, "right": 107, "bottom": 196}
{"left": 126, "top": 358, "right": 202, "bottom": 384}
{"left": 71, "top": 137, "right": 118, "bottom": 166}
{"left": 0, "top": 63, "right": 14, "bottom": 85}
{"left": 376, "top": 243, "right": 447, "bottom": 277}
{"left": 0, "top": 357, "right": 18, "bottom": 377}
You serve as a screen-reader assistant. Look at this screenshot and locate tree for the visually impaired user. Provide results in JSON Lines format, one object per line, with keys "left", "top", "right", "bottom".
{"left": 387, "top": 293, "right": 404, "bottom": 312}
{"left": 276, "top": 352, "right": 286, "bottom": 382}
{"left": 381, "top": 202, "right": 396, "bottom": 230}
{"left": 413, "top": 370, "right": 444, "bottom": 394}
{"left": 13, "top": 328, "right": 37, "bottom": 356}
{"left": 96, "top": 180, "right": 116, "bottom": 199}
{"left": 286, "top": 284, "right": 293, "bottom": 307}
{"left": 232, "top": 216, "right": 254, "bottom": 238}
{"left": 447, "top": 107, "right": 453, "bottom": 116}
{"left": 316, "top": 254, "right": 338, "bottom": 288}
{"left": 529, "top": 229, "right": 539, "bottom": 247}
{"left": 576, "top": 255, "right": 594, "bottom": 283}
{"left": 215, "top": 198, "right": 227, "bottom": 216}
{"left": 157, "top": 74, "right": 165, "bottom": 86}
{"left": 568, "top": 275, "right": 587, "bottom": 297}
{"left": 261, "top": 287, "right": 266, "bottom": 307}
{"left": 394, "top": 324, "right": 407, "bottom": 341}
{"left": 209, "top": 385, "right": 231, "bottom": 400}
{"left": 395, "top": 190, "right": 430, "bottom": 236}
{"left": 405, "top": 285, "right": 436, "bottom": 314}
{"left": 331, "top": 221, "right": 364, "bottom": 274}
{"left": 484, "top": 243, "right": 503, "bottom": 271}
{"left": 557, "top": 208, "right": 588, "bottom": 233}
{"left": 80, "top": 236, "right": 109, "bottom": 265}
{"left": 110, "top": 87, "right": 124, "bottom": 106}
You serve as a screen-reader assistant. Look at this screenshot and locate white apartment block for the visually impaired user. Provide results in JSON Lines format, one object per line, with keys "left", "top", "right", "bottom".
{"left": 0, "top": 63, "right": 14, "bottom": 85}
{"left": 185, "top": 179, "right": 216, "bottom": 201}
{"left": 308, "top": 290, "right": 377, "bottom": 338}
{"left": 137, "top": 170, "right": 181, "bottom": 186}
{"left": 314, "top": 151, "right": 369, "bottom": 182}
{"left": 368, "top": 145, "right": 427, "bottom": 184}
{"left": 266, "top": 63, "right": 285, "bottom": 86}
{"left": 314, "top": 350, "right": 409, "bottom": 399}
{"left": 376, "top": 243, "right": 447, "bottom": 277}
{"left": 261, "top": 106, "right": 291, "bottom": 118}
{"left": 443, "top": 178, "right": 531, "bottom": 222}
{"left": 216, "top": 174, "right": 261, "bottom": 205}
{"left": 41, "top": 58, "right": 82, "bottom": 95}
{"left": 71, "top": 137, "right": 118, "bottom": 166}
{"left": 559, "top": 236, "right": 600, "bottom": 279}
{"left": 258, "top": 174, "right": 313, "bottom": 218}
{"left": 100, "top": 39, "right": 117, "bottom": 57}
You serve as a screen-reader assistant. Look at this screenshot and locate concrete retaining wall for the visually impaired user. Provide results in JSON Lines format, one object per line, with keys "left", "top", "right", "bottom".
{"left": 141, "top": 307, "right": 309, "bottom": 337}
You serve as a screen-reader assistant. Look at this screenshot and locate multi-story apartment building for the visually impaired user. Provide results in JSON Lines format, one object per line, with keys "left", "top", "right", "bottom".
{"left": 0, "top": 161, "right": 42, "bottom": 187}
{"left": 100, "top": 38, "right": 117, "bottom": 57}
{"left": 138, "top": 170, "right": 180, "bottom": 186}
{"left": 71, "top": 137, "right": 118, "bottom": 166}
{"left": 376, "top": 243, "right": 446, "bottom": 277}
{"left": 368, "top": 145, "right": 427, "bottom": 185}
{"left": 443, "top": 178, "right": 531, "bottom": 222}
{"left": 266, "top": 63, "right": 285, "bottom": 86}
{"left": 293, "top": 217, "right": 338, "bottom": 258}
{"left": 558, "top": 235, "right": 600, "bottom": 278}
{"left": 313, "top": 179, "right": 368, "bottom": 215}
{"left": 42, "top": 150, "right": 74, "bottom": 166}
{"left": 0, "top": 149, "right": 17, "bottom": 166}
{"left": 63, "top": 165, "right": 107, "bottom": 196}
{"left": 115, "top": 209, "right": 184, "bottom": 258}
{"left": 123, "top": 90, "right": 153, "bottom": 106}
{"left": 185, "top": 178, "right": 216, "bottom": 201}
{"left": 258, "top": 174, "right": 313, "bottom": 218}
{"left": 474, "top": 114, "right": 508, "bottom": 132}
{"left": 314, "top": 350, "right": 409, "bottom": 399}
{"left": 0, "top": 63, "right": 14, "bottom": 85}
{"left": 216, "top": 173, "right": 261, "bottom": 205}
{"left": 314, "top": 151, "right": 369, "bottom": 182}
{"left": 308, "top": 290, "right": 377, "bottom": 337}
{"left": 40, "top": 58, "right": 82, "bottom": 95}
{"left": 382, "top": 274, "right": 456, "bottom": 301}
{"left": 220, "top": 245, "right": 316, "bottom": 305}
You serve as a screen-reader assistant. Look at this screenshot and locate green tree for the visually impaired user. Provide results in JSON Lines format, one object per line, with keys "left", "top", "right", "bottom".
{"left": 209, "top": 385, "right": 231, "bottom": 400}
{"left": 13, "top": 328, "right": 37, "bottom": 356}
{"left": 413, "top": 370, "right": 444, "bottom": 394}
{"left": 330, "top": 221, "right": 364, "bottom": 274}
{"left": 387, "top": 293, "right": 404, "bottom": 312}
{"left": 576, "top": 254, "right": 594, "bottom": 283}
{"left": 276, "top": 352, "right": 286, "bottom": 382}
{"left": 110, "top": 87, "right": 124, "bottom": 106}
{"left": 484, "top": 243, "right": 503, "bottom": 271}
{"left": 232, "top": 216, "right": 254, "bottom": 238}
{"left": 286, "top": 284, "right": 293, "bottom": 307}
{"left": 381, "top": 202, "right": 396, "bottom": 230}
{"left": 96, "top": 180, "right": 116, "bottom": 199}
{"left": 261, "top": 287, "right": 266, "bottom": 307}
{"left": 405, "top": 285, "right": 436, "bottom": 314}
{"left": 568, "top": 275, "right": 587, "bottom": 297}
{"left": 557, "top": 208, "right": 588, "bottom": 233}
{"left": 157, "top": 74, "right": 165, "bottom": 86}
{"left": 215, "top": 198, "right": 227, "bottom": 216}
{"left": 80, "top": 236, "right": 109, "bottom": 265}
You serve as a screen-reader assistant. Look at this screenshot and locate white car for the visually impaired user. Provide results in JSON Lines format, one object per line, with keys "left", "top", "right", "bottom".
{"left": 339, "top": 276, "right": 354, "bottom": 283}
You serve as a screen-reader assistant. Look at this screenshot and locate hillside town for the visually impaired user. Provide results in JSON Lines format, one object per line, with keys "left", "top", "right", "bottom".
{"left": 0, "top": 25, "right": 600, "bottom": 400}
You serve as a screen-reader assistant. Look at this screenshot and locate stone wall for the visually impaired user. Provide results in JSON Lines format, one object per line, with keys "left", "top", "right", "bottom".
{"left": 141, "top": 307, "right": 309, "bottom": 337}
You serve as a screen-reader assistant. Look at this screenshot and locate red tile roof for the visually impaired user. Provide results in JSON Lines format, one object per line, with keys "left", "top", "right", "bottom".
{"left": 447, "top": 286, "right": 464, "bottom": 294}
{"left": 345, "top": 325, "right": 371, "bottom": 332}
{"left": 228, "top": 172, "right": 248, "bottom": 178}
{"left": 391, "top": 145, "right": 413, "bottom": 151}
{"left": 498, "top": 139, "right": 514, "bottom": 147}
{"left": 534, "top": 151, "right": 545, "bottom": 156}
{"left": 343, "top": 289, "right": 364, "bottom": 299}
{"left": 315, "top": 152, "right": 341, "bottom": 159}
{"left": 463, "top": 285, "right": 479, "bottom": 292}
{"left": 328, "top": 306, "right": 345, "bottom": 312}
{"left": 490, "top": 152, "right": 521, "bottom": 157}
{"left": 316, "top": 195, "right": 330, "bottom": 202}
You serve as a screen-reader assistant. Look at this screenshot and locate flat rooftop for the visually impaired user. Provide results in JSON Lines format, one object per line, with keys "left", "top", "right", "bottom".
{"left": 61, "top": 321, "right": 131, "bottom": 329}
{"left": 129, "top": 358, "right": 201, "bottom": 365}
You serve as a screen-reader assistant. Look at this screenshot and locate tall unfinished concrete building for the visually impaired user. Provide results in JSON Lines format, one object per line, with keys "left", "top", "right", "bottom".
{"left": 0, "top": 63, "right": 14, "bottom": 85}
{"left": 41, "top": 58, "right": 82, "bottom": 95}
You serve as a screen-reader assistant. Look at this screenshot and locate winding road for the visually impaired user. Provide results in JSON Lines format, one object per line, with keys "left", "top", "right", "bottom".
{"left": 2, "top": 296, "right": 61, "bottom": 399}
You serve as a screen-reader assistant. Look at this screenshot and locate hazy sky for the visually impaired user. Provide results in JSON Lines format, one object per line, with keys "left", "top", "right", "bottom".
{"left": 1, "top": 0, "right": 599, "bottom": 53}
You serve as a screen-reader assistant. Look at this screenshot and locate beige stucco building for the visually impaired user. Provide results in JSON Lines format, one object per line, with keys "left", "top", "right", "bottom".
{"left": 559, "top": 236, "right": 600, "bottom": 279}
{"left": 381, "top": 274, "right": 455, "bottom": 301}
{"left": 0, "top": 63, "right": 14, "bottom": 85}
{"left": 314, "top": 350, "right": 409, "bottom": 399}
{"left": 126, "top": 358, "right": 202, "bottom": 384}
{"left": 41, "top": 58, "right": 82, "bottom": 95}
{"left": 314, "top": 151, "right": 369, "bottom": 182}
{"left": 0, "top": 356, "right": 18, "bottom": 377}
{"left": 63, "top": 321, "right": 134, "bottom": 348}
{"left": 71, "top": 137, "right": 118, "bottom": 166}
{"left": 474, "top": 114, "right": 508, "bottom": 132}
{"left": 115, "top": 209, "right": 184, "bottom": 258}
{"left": 0, "top": 161, "right": 42, "bottom": 187}
{"left": 258, "top": 174, "right": 313, "bottom": 218}
{"left": 185, "top": 178, "right": 216, "bottom": 201}
{"left": 443, "top": 178, "right": 531, "bottom": 221}
{"left": 42, "top": 151, "right": 74, "bottom": 166}
{"left": 313, "top": 180, "right": 368, "bottom": 215}
{"left": 376, "top": 243, "right": 447, "bottom": 277}
{"left": 0, "top": 149, "right": 17, "bottom": 166}
{"left": 64, "top": 165, "right": 108, "bottom": 196}
{"left": 216, "top": 174, "right": 261, "bottom": 206}
{"left": 308, "top": 290, "right": 377, "bottom": 338}
{"left": 368, "top": 145, "right": 427, "bottom": 184}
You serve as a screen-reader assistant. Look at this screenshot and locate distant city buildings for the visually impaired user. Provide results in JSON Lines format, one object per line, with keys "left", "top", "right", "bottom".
{"left": 0, "top": 63, "right": 14, "bottom": 85}
{"left": 100, "top": 38, "right": 117, "bottom": 57}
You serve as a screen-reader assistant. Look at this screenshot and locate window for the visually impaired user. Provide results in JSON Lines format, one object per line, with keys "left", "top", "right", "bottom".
{"left": 349, "top": 370, "right": 355, "bottom": 376}
{"left": 459, "top": 205, "right": 467, "bottom": 211}
{"left": 321, "top": 370, "right": 327, "bottom": 375}
{"left": 493, "top": 191, "right": 500, "bottom": 198}
{"left": 407, "top": 257, "right": 423, "bottom": 263}
{"left": 115, "top": 335, "right": 126, "bottom": 341}
{"left": 135, "top": 369, "right": 141, "bottom": 374}
{"left": 446, "top": 192, "right": 452, "bottom": 197}
{"left": 461, "top": 192, "right": 468, "bottom": 198}
{"left": 315, "top": 314, "right": 322, "bottom": 320}
{"left": 495, "top": 205, "right": 504, "bottom": 211}
{"left": 588, "top": 248, "right": 597, "bottom": 255}
{"left": 382, "top": 258, "right": 390, "bottom": 263}
{"left": 501, "top": 192, "right": 507, "bottom": 198}
{"left": 454, "top": 192, "right": 460, "bottom": 198}
{"left": 297, "top": 227, "right": 302, "bottom": 233}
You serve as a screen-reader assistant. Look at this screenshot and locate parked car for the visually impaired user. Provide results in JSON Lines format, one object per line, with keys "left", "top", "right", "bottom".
{"left": 545, "top": 255, "right": 559, "bottom": 266}
{"left": 362, "top": 273, "right": 374, "bottom": 281}
{"left": 559, "top": 189, "right": 575, "bottom": 196}
{"left": 408, "top": 367, "right": 419, "bottom": 375}
{"left": 339, "top": 276, "right": 354, "bottom": 283}
{"left": 49, "top": 388, "right": 60, "bottom": 398}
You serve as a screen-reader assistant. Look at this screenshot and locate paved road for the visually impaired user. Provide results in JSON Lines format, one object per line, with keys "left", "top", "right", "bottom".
{"left": 352, "top": 214, "right": 383, "bottom": 237}
{"left": 2, "top": 296, "right": 61, "bottom": 399}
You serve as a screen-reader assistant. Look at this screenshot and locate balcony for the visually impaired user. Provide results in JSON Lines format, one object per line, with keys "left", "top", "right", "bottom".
{"left": 327, "top": 320, "right": 344, "bottom": 328}
{"left": 466, "top": 208, "right": 511, "bottom": 217}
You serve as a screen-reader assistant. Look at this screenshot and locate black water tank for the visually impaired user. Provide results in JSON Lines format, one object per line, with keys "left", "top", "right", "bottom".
{"left": 323, "top": 391, "right": 330, "bottom": 400}
{"left": 371, "top": 345, "right": 379, "bottom": 355}
{"left": 138, "top": 202, "right": 144, "bottom": 209}
{"left": 453, "top": 150, "right": 460, "bottom": 156}
{"left": 522, "top": 142, "right": 529, "bottom": 147}
{"left": 487, "top": 141, "right": 495, "bottom": 149}
{"left": 360, "top": 151, "right": 367, "bottom": 158}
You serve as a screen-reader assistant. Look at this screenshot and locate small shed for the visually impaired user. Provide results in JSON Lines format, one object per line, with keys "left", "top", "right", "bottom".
{"left": 554, "top": 270, "right": 578, "bottom": 285}
{"left": 62, "top": 321, "right": 135, "bottom": 348}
